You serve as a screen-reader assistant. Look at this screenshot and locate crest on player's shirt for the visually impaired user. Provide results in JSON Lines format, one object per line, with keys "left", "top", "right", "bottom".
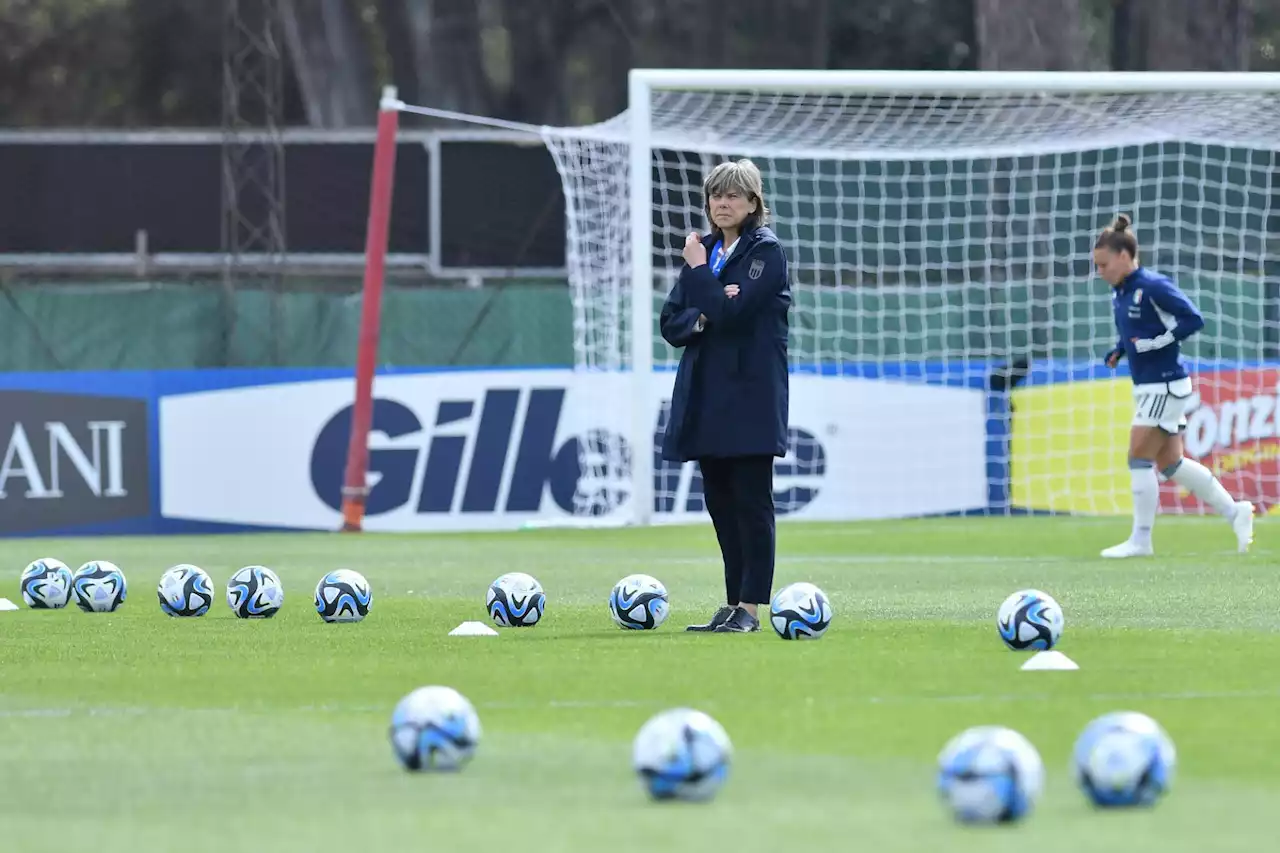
{"left": 748, "top": 259, "right": 765, "bottom": 280}
{"left": 1133, "top": 288, "right": 1143, "bottom": 304}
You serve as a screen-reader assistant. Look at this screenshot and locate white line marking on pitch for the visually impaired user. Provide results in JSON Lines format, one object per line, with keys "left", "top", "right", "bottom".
{"left": 3, "top": 688, "right": 1280, "bottom": 720}
{"left": 434, "top": 551, "right": 1273, "bottom": 571}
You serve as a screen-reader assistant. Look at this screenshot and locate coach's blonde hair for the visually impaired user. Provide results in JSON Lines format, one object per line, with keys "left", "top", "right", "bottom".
{"left": 703, "top": 159, "right": 770, "bottom": 235}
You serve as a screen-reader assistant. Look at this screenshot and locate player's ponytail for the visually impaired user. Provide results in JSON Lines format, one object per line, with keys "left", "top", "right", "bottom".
{"left": 1095, "top": 213, "right": 1138, "bottom": 257}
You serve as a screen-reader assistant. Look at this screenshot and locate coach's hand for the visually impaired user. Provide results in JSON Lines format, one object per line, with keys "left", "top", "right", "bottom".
{"left": 724, "top": 284, "right": 740, "bottom": 298}
{"left": 1104, "top": 348, "right": 1124, "bottom": 368}
{"left": 683, "top": 231, "right": 708, "bottom": 268}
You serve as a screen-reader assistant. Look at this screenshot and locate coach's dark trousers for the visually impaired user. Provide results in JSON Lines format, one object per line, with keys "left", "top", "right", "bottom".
{"left": 698, "top": 455, "right": 776, "bottom": 606}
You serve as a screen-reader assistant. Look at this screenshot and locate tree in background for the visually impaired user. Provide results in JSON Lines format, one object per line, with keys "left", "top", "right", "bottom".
{"left": 279, "top": 0, "right": 376, "bottom": 126}
{"left": 976, "top": 0, "right": 1089, "bottom": 70}
{"left": 0, "top": 0, "right": 1275, "bottom": 128}
{"left": 1114, "top": 0, "right": 1252, "bottom": 71}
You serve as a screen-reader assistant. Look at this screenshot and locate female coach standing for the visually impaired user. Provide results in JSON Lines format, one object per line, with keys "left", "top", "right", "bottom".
{"left": 658, "top": 159, "right": 792, "bottom": 634}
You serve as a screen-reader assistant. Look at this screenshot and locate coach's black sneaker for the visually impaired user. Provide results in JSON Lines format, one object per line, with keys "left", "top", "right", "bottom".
{"left": 713, "top": 607, "right": 760, "bottom": 633}
{"left": 686, "top": 605, "right": 736, "bottom": 632}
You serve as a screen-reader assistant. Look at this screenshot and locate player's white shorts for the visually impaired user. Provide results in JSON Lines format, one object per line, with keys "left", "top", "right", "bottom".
{"left": 1132, "top": 377, "right": 1194, "bottom": 433}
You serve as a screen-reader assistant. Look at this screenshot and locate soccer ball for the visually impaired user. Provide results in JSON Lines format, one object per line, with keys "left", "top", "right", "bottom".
{"left": 20, "top": 558, "right": 73, "bottom": 609}
{"left": 609, "top": 574, "right": 669, "bottom": 630}
{"left": 937, "top": 725, "right": 1045, "bottom": 824}
{"left": 769, "top": 581, "right": 833, "bottom": 640}
{"left": 72, "top": 561, "right": 127, "bottom": 613}
{"left": 157, "top": 564, "right": 215, "bottom": 617}
{"left": 226, "top": 565, "right": 284, "bottom": 618}
{"left": 389, "top": 685, "right": 482, "bottom": 772}
{"left": 314, "top": 569, "right": 372, "bottom": 623}
{"left": 632, "top": 708, "right": 732, "bottom": 802}
{"left": 486, "top": 572, "right": 545, "bottom": 627}
{"left": 1073, "top": 711, "right": 1176, "bottom": 808}
{"left": 996, "top": 588, "right": 1064, "bottom": 651}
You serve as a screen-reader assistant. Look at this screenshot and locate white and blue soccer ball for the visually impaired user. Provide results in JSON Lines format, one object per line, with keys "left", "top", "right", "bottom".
{"left": 997, "top": 588, "right": 1064, "bottom": 651}
{"left": 937, "top": 725, "right": 1045, "bottom": 824}
{"left": 609, "top": 574, "right": 669, "bottom": 630}
{"left": 157, "top": 564, "right": 215, "bottom": 617}
{"left": 633, "top": 708, "right": 732, "bottom": 802}
{"left": 1073, "top": 711, "right": 1176, "bottom": 808}
{"left": 20, "top": 558, "right": 73, "bottom": 609}
{"left": 226, "top": 565, "right": 284, "bottom": 619}
{"left": 389, "top": 685, "right": 482, "bottom": 772}
{"left": 769, "top": 581, "right": 833, "bottom": 640}
{"left": 72, "top": 561, "right": 127, "bottom": 613}
{"left": 315, "top": 569, "right": 372, "bottom": 623}
{"left": 486, "top": 572, "right": 544, "bottom": 627}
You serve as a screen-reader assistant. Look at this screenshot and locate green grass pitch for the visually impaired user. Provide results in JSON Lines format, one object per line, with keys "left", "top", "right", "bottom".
{"left": 2, "top": 516, "right": 1279, "bottom": 851}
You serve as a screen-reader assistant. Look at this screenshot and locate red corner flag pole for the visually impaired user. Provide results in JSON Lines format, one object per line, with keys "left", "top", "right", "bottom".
{"left": 340, "top": 86, "right": 401, "bottom": 533}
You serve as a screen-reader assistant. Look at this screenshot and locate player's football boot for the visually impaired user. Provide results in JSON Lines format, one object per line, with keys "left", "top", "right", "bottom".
{"left": 1100, "top": 540, "right": 1154, "bottom": 559}
{"left": 712, "top": 606, "right": 760, "bottom": 633}
{"left": 1233, "top": 500, "right": 1255, "bottom": 553}
{"left": 686, "top": 605, "right": 736, "bottom": 632}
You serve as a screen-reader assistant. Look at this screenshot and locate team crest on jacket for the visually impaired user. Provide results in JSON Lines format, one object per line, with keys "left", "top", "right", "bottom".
{"left": 748, "top": 259, "right": 765, "bottom": 280}
{"left": 1133, "top": 288, "right": 1143, "bottom": 304}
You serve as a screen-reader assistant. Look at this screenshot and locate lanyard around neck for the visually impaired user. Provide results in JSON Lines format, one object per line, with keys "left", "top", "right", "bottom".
{"left": 710, "top": 238, "right": 737, "bottom": 276}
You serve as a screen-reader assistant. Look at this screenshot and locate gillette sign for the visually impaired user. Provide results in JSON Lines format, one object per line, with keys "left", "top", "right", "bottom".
{"left": 158, "top": 369, "right": 988, "bottom": 531}
{"left": 307, "top": 390, "right": 826, "bottom": 519}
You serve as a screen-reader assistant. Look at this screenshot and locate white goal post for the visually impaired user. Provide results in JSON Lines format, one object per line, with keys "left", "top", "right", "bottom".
{"left": 538, "top": 70, "right": 1280, "bottom": 527}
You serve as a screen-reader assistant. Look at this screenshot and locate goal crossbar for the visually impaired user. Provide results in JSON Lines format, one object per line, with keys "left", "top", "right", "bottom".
{"left": 630, "top": 69, "right": 1280, "bottom": 95}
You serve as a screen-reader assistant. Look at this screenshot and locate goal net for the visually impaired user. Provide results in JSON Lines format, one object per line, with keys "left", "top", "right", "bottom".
{"left": 541, "top": 71, "right": 1280, "bottom": 525}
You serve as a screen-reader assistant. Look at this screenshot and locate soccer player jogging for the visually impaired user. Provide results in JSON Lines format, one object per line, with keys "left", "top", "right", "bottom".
{"left": 1094, "top": 214, "right": 1255, "bottom": 558}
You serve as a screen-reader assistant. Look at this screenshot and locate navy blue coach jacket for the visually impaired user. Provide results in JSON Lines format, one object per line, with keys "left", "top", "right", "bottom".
{"left": 658, "top": 225, "right": 791, "bottom": 462}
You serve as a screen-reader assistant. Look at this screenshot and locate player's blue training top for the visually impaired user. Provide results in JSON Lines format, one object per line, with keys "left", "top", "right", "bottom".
{"left": 1109, "top": 266, "right": 1204, "bottom": 385}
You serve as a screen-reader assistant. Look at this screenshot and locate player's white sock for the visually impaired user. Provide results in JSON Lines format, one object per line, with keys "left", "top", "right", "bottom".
{"left": 1164, "top": 458, "right": 1237, "bottom": 519}
{"left": 1129, "top": 459, "right": 1158, "bottom": 547}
